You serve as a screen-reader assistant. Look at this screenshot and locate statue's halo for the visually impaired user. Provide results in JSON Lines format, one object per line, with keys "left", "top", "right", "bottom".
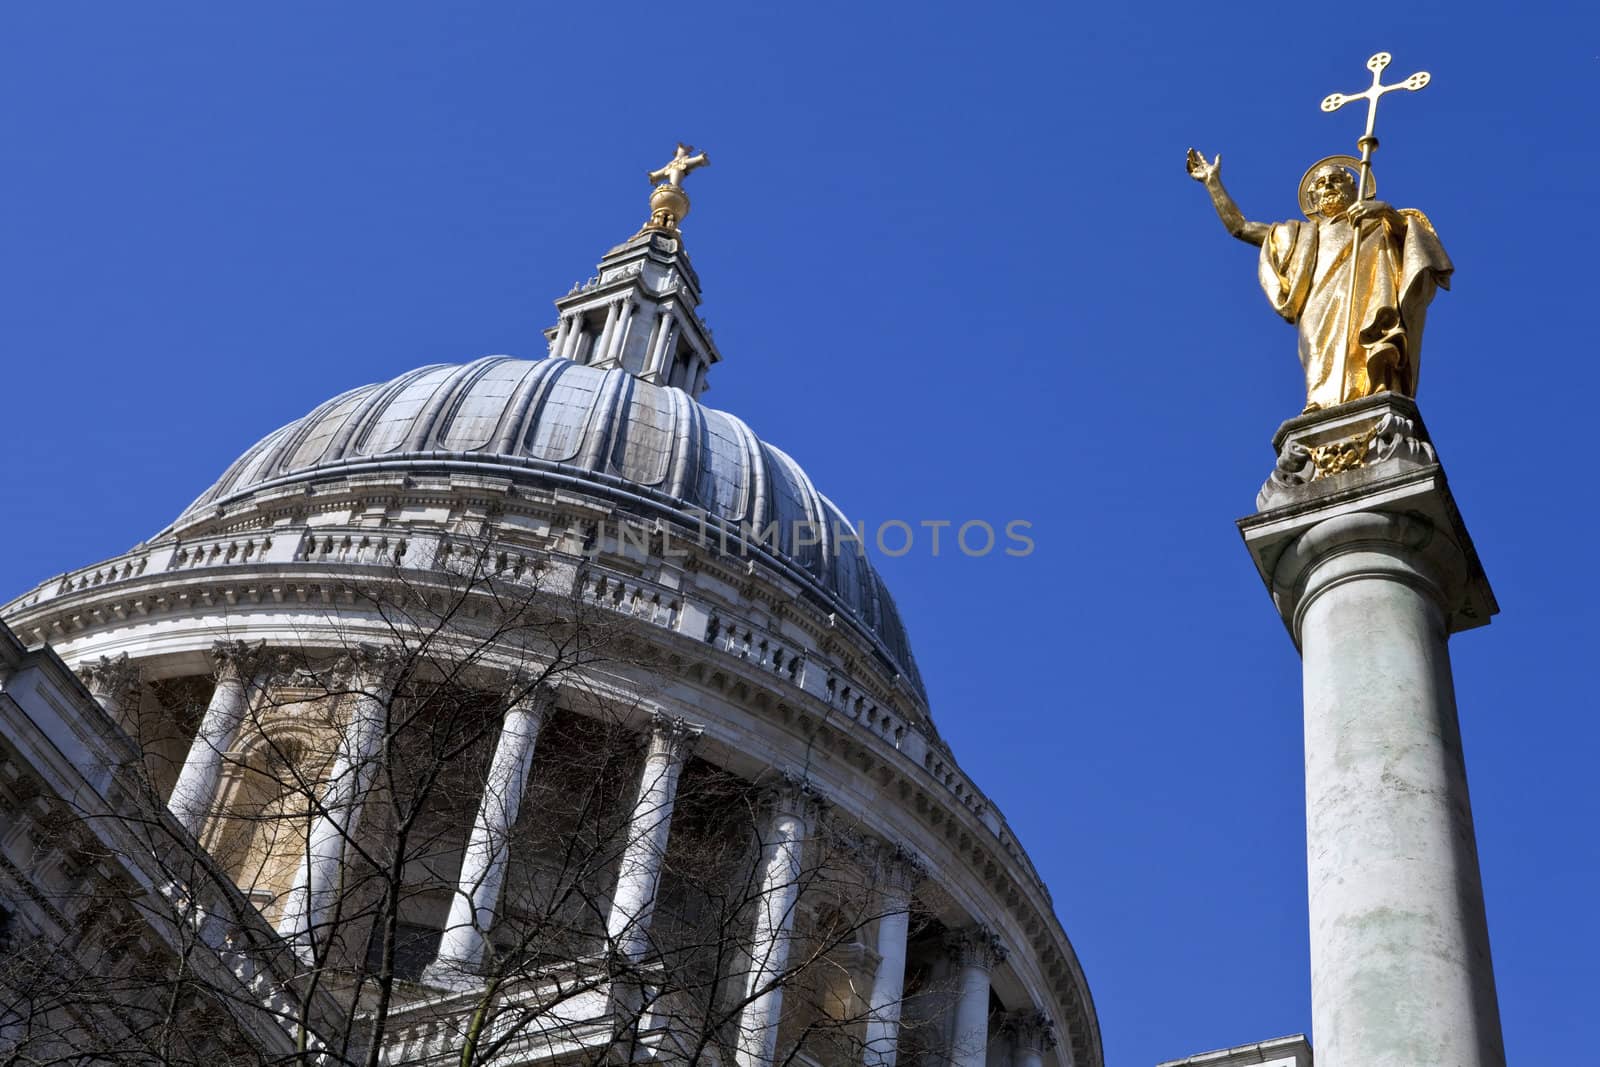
{"left": 1298, "top": 155, "right": 1370, "bottom": 219}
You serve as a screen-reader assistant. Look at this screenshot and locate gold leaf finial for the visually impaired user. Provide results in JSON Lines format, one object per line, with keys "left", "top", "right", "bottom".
{"left": 641, "top": 143, "right": 710, "bottom": 236}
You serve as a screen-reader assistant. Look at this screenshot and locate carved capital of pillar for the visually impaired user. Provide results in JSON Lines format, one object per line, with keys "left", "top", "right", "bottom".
{"left": 210, "top": 640, "right": 269, "bottom": 685}
{"left": 877, "top": 841, "right": 926, "bottom": 893}
{"left": 337, "top": 643, "right": 406, "bottom": 693}
{"left": 767, "top": 769, "right": 826, "bottom": 825}
{"left": 943, "top": 923, "right": 1007, "bottom": 972}
{"left": 1001, "top": 1009, "right": 1057, "bottom": 1053}
{"left": 647, "top": 710, "right": 703, "bottom": 762}
{"left": 76, "top": 653, "right": 141, "bottom": 709}
{"left": 504, "top": 671, "right": 554, "bottom": 711}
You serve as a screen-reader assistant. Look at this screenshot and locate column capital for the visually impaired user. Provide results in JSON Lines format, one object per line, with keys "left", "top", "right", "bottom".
{"left": 337, "top": 643, "right": 407, "bottom": 692}
{"left": 504, "top": 671, "right": 555, "bottom": 711}
{"left": 766, "top": 769, "right": 826, "bottom": 824}
{"left": 880, "top": 841, "right": 926, "bottom": 892}
{"left": 647, "top": 710, "right": 703, "bottom": 761}
{"left": 76, "top": 653, "right": 141, "bottom": 705}
{"left": 1001, "top": 1009, "right": 1057, "bottom": 1053}
{"left": 210, "top": 639, "right": 269, "bottom": 683}
{"left": 943, "top": 923, "right": 1006, "bottom": 972}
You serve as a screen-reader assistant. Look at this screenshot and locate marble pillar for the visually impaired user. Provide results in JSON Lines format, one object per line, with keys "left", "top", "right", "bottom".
{"left": 275, "top": 647, "right": 402, "bottom": 961}
{"left": 863, "top": 846, "right": 923, "bottom": 1067}
{"left": 736, "top": 777, "right": 821, "bottom": 1067}
{"left": 167, "top": 642, "right": 268, "bottom": 837}
{"left": 605, "top": 713, "right": 702, "bottom": 962}
{"left": 425, "top": 680, "right": 551, "bottom": 985}
{"left": 1240, "top": 396, "right": 1503, "bottom": 1067}
{"left": 943, "top": 925, "right": 1005, "bottom": 1067}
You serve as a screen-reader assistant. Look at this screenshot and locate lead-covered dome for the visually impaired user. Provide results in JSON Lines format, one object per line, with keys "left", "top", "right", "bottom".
{"left": 177, "top": 356, "right": 924, "bottom": 696}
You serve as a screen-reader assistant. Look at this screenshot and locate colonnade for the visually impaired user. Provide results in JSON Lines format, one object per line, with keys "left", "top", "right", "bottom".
{"left": 150, "top": 644, "right": 1048, "bottom": 1067}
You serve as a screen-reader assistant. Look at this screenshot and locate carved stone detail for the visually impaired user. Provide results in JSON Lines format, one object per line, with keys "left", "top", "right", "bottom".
{"left": 76, "top": 653, "right": 141, "bottom": 709}
{"left": 647, "top": 710, "right": 704, "bottom": 762}
{"left": 943, "top": 923, "right": 1007, "bottom": 971}
{"left": 210, "top": 640, "right": 269, "bottom": 686}
{"left": 1257, "top": 397, "right": 1440, "bottom": 510}
{"left": 1002, "top": 1009, "right": 1058, "bottom": 1052}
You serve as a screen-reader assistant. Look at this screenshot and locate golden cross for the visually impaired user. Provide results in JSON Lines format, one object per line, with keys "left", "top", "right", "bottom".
{"left": 1321, "top": 52, "right": 1430, "bottom": 147}
{"left": 648, "top": 143, "right": 710, "bottom": 188}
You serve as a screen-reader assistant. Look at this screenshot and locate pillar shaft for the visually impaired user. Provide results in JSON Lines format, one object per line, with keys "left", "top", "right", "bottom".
{"left": 593, "top": 300, "right": 621, "bottom": 365}
{"left": 560, "top": 312, "right": 585, "bottom": 361}
{"left": 863, "top": 849, "right": 921, "bottom": 1067}
{"left": 275, "top": 652, "right": 398, "bottom": 961}
{"left": 736, "top": 781, "right": 818, "bottom": 1067}
{"left": 609, "top": 300, "right": 636, "bottom": 365}
{"left": 605, "top": 714, "right": 701, "bottom": 961}
{"left": 646, "top": 312, "right": 677, "bottom": 380}
{"left": 168, "top": 643, "right": 265, "bottom": 837}
{"left": 1290, "top": 515, "right": 1503, "bottom": 1067}
{"left": 427, "top": 684, "right": 549, "bottom": 981}
{"left": 943, "top": 926, "right": 1005, "bottom": 1067}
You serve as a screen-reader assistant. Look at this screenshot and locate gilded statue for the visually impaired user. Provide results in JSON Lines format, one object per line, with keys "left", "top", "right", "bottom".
{"left": 1187, "top": 53, "right": 1453, "bottom": 412}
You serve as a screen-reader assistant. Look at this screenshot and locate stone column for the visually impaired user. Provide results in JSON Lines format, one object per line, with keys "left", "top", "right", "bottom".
{"left": 593, "top": 299, "right": 621, "bottom": 365}
{"left": 736, "top": 776, "right": 821, "bottom": 1067}
{"left": 1240, "top": 396, "right": 1503, "bottom": 1067}
{"left": 167, "top": 642, "right": 268, "bottom": 837}
{"left": 609, "top": 299, "right": 637, "bottom": 365}
{"left": 76, "top": 653, "right": 140, "bottom": 721}
{"left": 646, "top": 312, "right": 678, "bottom": 381}
{"left": 605, "top": 712, "right": 703, "bottom": 962}
{"left": 1001, "top": 1010, "right": 1056, "bottom": 1067}
{"left": 863, "top": 845, "right": 924, "bottom": 1067}
{"left": 560, "top": 312, "right": 585, "bottom": 361}
{"left": 275, "top": 646, "right": 402, "bottom": 961}
{"left": 944, "top": 925, "right": 1005, "bottom": 1067}
{"left": 550, "top": 313, "right": 572, "bottom": 356}
{"left": 424, "top": 680, "right": 551, "bottom": 985}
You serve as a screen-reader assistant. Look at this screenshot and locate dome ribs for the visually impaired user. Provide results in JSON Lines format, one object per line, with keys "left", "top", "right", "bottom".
{"left": 401, "top": 356, "right": 506, "bottom": 453}
{"left": 161, "top": 358, "right": 925, "bottom": 698}
{"left": 493, "top": 357, "right": 565, "bottom": 456}
{"left": 578, "top": 367, "right": 630, "bottom": 472}
{"left": 330, "top": 364, "right": 443, "bottom": 461}
{"left": 665, "top": 386, "right": 699, "bottom": 501}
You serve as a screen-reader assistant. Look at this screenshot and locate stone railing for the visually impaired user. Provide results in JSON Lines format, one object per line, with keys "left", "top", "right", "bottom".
{"left": 704, "top": 613, "right": 802, "bottom": 685}
{"left": 295, "top": 531, "right": 408, "bottom": 566}
{"left": 581, "top": 572, "right": 681, "bottom": 630}
{"left": 170, "top": 534, "right": 277, "bottom": 571}
{"left": 825, "top": 673, "right": 909, "bottom": 750}
{"left": 54, "top": 553, "right": 151, "bottom": 597}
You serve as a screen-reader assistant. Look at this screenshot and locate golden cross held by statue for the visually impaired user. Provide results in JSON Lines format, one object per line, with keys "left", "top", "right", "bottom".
{"left": 1320, "top": 52, "right": 1430, "bottom": 200}
{"left": 648, "top": 143, "right": 710, "bottom": 188}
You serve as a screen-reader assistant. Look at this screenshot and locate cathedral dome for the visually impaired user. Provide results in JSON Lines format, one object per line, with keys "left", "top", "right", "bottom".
{"left": 177, "top": 355, "right": 924, "bottom": 697}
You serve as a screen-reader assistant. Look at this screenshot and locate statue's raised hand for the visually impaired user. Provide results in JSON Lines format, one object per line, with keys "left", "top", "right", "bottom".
{"left": 1186, "top": 148, "right": 1220, "bottom": 184}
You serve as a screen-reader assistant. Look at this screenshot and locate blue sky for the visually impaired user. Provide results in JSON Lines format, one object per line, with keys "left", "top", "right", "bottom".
{"left": 2, "top": 3, "right": 1595, "bottom": 1064}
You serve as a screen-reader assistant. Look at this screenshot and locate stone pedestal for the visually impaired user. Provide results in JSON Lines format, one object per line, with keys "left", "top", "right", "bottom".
{"left": 1238, "top": 394, "right": 1504, "bottom": 1067}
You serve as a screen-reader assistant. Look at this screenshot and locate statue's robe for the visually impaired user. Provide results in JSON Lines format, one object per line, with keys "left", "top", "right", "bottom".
{"left": 1258, "top": 208, "right": 1452, "bottom": 410}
